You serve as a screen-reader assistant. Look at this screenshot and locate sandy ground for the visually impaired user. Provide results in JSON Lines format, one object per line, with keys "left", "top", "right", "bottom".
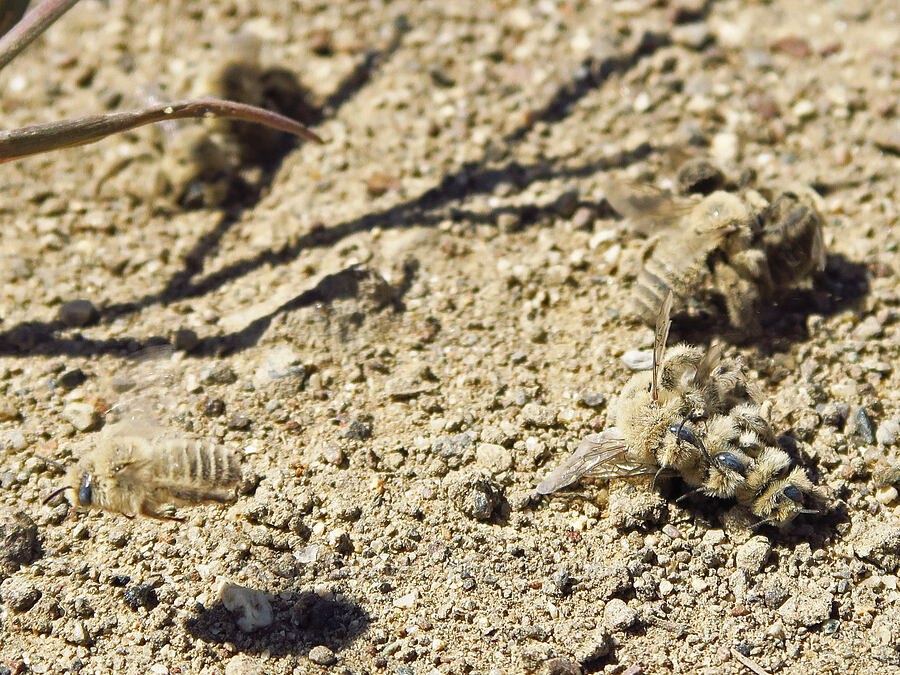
{"left": 1, "top": 0, "right": 900, "bottom": 673}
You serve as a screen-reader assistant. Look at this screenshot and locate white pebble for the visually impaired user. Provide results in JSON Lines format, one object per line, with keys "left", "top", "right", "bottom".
{"left": 216, "top": 581, "right": 273, "bottom": 632}
{"left": 621, "top": 349, "right": 653, "bottom": 371}
{"left": 875, "top": 486, "right": 898, "bottom": 505}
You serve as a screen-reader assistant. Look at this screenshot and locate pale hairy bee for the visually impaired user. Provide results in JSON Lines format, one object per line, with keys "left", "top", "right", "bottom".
{"left": 537, "top": 294, "right": 825, "bottom": 527}
{"left": 45, "top": 429, "right": 241, "bottom": 520}
{"left": 608, "top": 179, "right": 826, "bottom": 334}
{"left": 45, "top": 348, "right": 243, "bottom": 520}
{"left": 538, "top": 294, "right": 753, "bottom": 501}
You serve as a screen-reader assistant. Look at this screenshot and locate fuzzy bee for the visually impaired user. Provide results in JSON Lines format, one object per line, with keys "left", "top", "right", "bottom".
{"left": 537, "top": 294, "right": 825, "bottom": 527}
{"left": 45, "top": 428, "right": 242, "bottom": 520}
{"left": 608, "top": 180, "right": 826, "bottom": 335}
{"left": 45, "top": 350, "right": 243, "bottom": 520}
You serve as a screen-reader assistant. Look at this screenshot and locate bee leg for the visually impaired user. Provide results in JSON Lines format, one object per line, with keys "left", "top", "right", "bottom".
{"left": 675, "top": 488, "right": 703, "bottom": 505}
{"left": 651, "top": 466, "right": 668, "bottom": 491}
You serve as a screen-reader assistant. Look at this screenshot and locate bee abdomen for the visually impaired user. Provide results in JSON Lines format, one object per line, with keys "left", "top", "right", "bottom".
{"left": 164, "top": 439, "right": 241, "bottom": 488}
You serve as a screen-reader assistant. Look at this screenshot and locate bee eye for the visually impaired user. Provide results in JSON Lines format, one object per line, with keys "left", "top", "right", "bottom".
{"left": 714, "top": 452, "right": 746, "bottom": 476}
{"left": 78, "top": 475, "right": 93, "bottom": 506}
{"left": 782, "top": 485, "right": 804, "bottom": 503}
{"left": 668, "top": 423, "right": 706, "bottom": 453}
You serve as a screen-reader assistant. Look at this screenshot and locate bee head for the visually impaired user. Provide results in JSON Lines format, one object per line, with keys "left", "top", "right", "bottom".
{"left": 714, "top": 452, "right": 747, "bottom": 477}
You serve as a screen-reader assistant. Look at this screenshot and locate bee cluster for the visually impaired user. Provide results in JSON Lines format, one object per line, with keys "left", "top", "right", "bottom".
{"left": 608, "top": 179, "right": 826, "bottom": 336}
{"left": 538, "top": 294, "right": 826, "bottom": 527}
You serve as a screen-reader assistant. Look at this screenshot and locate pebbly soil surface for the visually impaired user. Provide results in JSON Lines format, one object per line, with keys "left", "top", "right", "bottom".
{"left": 1, "top": 0, "right": 900, "bottom": 673}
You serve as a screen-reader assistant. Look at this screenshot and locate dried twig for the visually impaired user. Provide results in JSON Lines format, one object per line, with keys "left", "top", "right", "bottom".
{"left": 0, "top": 0, "right": 80, "bottom": 72}
{"left": 730, "top": 647, "right": 772, "bottom": 675}
{"left": 0, "top": 0, "right": 325, "bottom": 163}
{"left": 0, "top": 98, "right": 323, "bottom": 162}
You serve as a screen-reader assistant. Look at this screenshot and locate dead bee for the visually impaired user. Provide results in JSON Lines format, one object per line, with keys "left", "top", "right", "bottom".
{"left": 44, "top": 348, "right": 242, "bottom": 519}
{"left": 45, "top": 428, "right": 241, "bottom": 520}
{"left": 537, "top": 293, "right": 825, "bottom": 527}
{"left": 610, "top": 180, "right": 825, "bottom": 334}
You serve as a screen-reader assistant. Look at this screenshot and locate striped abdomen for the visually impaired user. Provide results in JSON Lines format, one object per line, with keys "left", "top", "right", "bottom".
{"left": 160, "top": 438, "right": 241, "bottom": 489}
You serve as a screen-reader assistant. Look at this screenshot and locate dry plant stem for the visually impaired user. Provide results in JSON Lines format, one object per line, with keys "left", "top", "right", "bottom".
{"left": 0, "top": 0, "right": 81, "bottom": 72}
{"left": 0, "top": 98, "right": 324, "bottom": 163}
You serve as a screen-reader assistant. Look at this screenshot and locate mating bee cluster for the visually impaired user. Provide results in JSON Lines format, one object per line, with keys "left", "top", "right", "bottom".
{"left": 538, "top": 294, "right": 825, "bottom": 527}
{"left": 609, "top": 180, "right": 826, "bottom": 335}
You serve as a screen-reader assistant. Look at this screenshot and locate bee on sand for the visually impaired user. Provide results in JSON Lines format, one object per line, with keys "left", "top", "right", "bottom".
{"left": 537, "top": 294, "right": 825, "bottom": 527}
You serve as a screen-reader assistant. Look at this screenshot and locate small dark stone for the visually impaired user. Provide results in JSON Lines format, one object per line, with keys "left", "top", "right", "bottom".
{"left": 202, "top": 363, "right": 238, "bottom": 385}
{"left": 58, "top": 369, "right": 87, "bottom": 389}
{"left": 448, "top": 471, "right": 504, "bottom": 521}
{"left": 851, "top": 407, "right": 877, "bottom": 445}
{"left": 123, "top": 584, "right": 159, "bottom": 611}
{"left": 108, "top": 575, "right": 131, "bottom": 587}
{"left": 343, "top": 420, "right": 372, "bottom": 441}
{"left": 676, "top": 158, "right": 725, "bottom": 195}
{"left": 203, "top": 398, "right": 226, "bottom": 417}
{"left": 553, "top": 189, "right": 580, "bottom": 218}
{"left": 174, "top": 328, "right": 200, "bottom": 352}
{"left": 4, "top": 583, "right": 41, "bottom": 612}
{"left": 0, "top": 510, "right": 41, "bottom": 573}
{"left": 57, "top": 300, "right": 98, "bottom": 328}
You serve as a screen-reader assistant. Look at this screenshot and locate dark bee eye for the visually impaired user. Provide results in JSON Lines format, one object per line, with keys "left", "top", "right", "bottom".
{"left": 782, "top": 485, "right": 803, "bottom": 503}
{"left": 78, "top": 475, "right": 93, "bottom": 506}
{"left": 714, "top": 452, "right": 746, "bottom": 476}
{"left": 668, "top": 423, "right": 706, "bottom": 452}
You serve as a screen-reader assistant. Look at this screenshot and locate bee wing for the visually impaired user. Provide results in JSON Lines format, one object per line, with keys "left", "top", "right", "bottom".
{"left": 605, "top": 180, "right": 696, "bottom": 236}
{"left": 651, "top": 291, "right": 674, "bottom": 402}
{"left": 103, "top": 345, "right": 181, "bottom": 434}
{"left": 537, "top": 428, "right": 656, "bottom": 494}
{"left": 693, "top": 341, "right": 724, "bottom": 386}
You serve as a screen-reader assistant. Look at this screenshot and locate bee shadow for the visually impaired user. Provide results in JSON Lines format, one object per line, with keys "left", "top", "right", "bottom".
{"left": 184, "top": 589, "right": 370, "bottom": 657}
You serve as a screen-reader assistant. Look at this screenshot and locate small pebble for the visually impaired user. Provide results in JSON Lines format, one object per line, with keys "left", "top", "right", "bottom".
{"left": 62, "top": 402, "right": 99, "bottom": 431}
{"left": 875, "top": 486, "right": 898, "bottom": 505}
{"left": 217, "top": 581, "right": 273, "bottom": 632}
{"left": 2, "top": 579, "right": 41, "bottom": 612}
{"left": 227, "top": 413, "right": 251, "bottom": 430}
{"left": 571, "top": 207, "right": 595, "bottom": 231}
{"left": 57, "top": 300, "right": 98, "bottom": 328}
{"left": 851, "top": 407, "right": 877, "bottom": 445}
{"left": 522, "top": 403, "right": 557, "bottom": 428}
{"left": 202, "top": 363, "right": 238, "bottom": 385}
{"left": 308, "top": 645, "right": 337, "bottom": 666}
{"left": 876, "top": 420, "right": 900, "bottom": 446}
{"left": 343, "top": 420, "right": 372, "bottom": 440}
{"left": 578, "top": 392, "right": 606, "bottom": 409}
{"left": 58, "top": 369, "right": 86, "bottom": 389}
{"left": 621, "top": 349, "right": 653, "bottom": 371}
{"left": 123, "top": 584, "right": 159, "bottom": 611}
{"left": 553, "top": 189, "right": 580, "bottom": 218}
{"left": 603, "top": 598, "right": 638, "bottom": 631}
{"left": 174, "top": 328, "right": 200, "bottom": 352}
{"left": 736, "top": 536, "right": 772, "bottom": 574}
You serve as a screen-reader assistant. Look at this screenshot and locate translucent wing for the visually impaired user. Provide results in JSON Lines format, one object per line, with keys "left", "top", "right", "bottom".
{"left": 651, "top": 292, "right": 674, "bottom": 402}
{"left": 102, "top": 345, "right": 181, "bottom": 437}
{"left": 693, "top": 341, "right": 724, "bottom": 387}
{"left": 536, "top": 428, "right": 657, "bottom": 495}
{"left": 605, "top": 179, "right": 696, "bottom": 236}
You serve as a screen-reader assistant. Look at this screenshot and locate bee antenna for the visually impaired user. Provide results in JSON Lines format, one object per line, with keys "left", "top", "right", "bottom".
{"left": 43, "top": 486, "right": 74, "bottom": 505}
